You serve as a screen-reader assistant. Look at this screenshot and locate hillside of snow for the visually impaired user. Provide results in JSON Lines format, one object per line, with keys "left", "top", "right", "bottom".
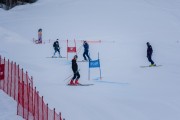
{"left": 0, "top": 0, "right": 180, "bottom": 120}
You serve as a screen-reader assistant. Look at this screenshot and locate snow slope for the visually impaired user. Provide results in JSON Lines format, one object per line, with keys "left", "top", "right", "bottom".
{"left": 0, "top": 0, "right": 180, "bottom": 120}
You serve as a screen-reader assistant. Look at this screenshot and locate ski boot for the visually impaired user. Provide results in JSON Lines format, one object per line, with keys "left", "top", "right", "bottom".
{"left": 69, "top": 80, "right": 75, "bottom": 85}
{"left": 149, "top": 64, "right": 156, "bottom": 67}
{"left": 75, "top": 79, "right": 79, "bottom": 85}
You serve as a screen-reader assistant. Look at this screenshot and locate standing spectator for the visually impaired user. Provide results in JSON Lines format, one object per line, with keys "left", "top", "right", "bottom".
{"left": 146, "top": 42, "right": 156, "bottom": 67}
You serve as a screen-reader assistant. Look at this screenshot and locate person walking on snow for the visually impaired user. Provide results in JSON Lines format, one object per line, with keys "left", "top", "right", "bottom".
{"left": 53, "top": 39, "right": 62, "bottom": 57}
{"left": 146, "top": 42, "right": 156, "bottom": 66}
{"left": 69, "top": 55, "right": 80, "bottom": 85}
{"left": 83, "top": 41, "right": 91, "bottom": 61}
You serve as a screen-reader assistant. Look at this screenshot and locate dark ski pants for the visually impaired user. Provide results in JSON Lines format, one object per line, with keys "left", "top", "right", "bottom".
{"left": 54, "top": 48, "right": 60, "bottom": 56}
{"left": 72, "top": 71, "right": 80, "bottom": 80}
{"left": 83, "top": 50, "right": 91, "bottom": 61}
{"left": 147, "top": 55, "right": 154, "bottom": 65}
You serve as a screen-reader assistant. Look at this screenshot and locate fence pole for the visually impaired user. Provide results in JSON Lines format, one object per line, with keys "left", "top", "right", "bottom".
{"left": 14, "top": 62, "right": 16, "bottom": 100}
{"left": 22, "top": 80, "right": 25, "bottom": 118}
{"left": 42, "top": 96, "right": 44, "bottom": 120}
{"left": 28, "top": 83, "right": 31, "bottom": 120}
{"left": 17, "top": 80, "right": 20, "bottom": 116}
{"left": 10, "top": 61, "right": 13, "bottom": 97}
{"left": 0, "top": 55, "right": 2, "bottom": 89}
{"left": 30, "top": 77, "right": 34, "bottom": 119}
{"left": 54, "top": 108, "right": 55, "bottom": 120}
{"left": 3, "top": 58, "right": 6, "bottom": 91}
{"left": 22, "top": 68, "right": 24, "bottom": 118}
{"left": 31, "top": 76, "right": 33, "bottom": 90}
{"left": 26, "top": 71, "right": 28, "bottom": 86}
{"left": 33, "top": 87, "right": 36, "bottom": 120}
{"left": 59, "top": 112, "right": 62, "bottom": 120}
{"left": 7, "top": 59, "right": 10, "bottom": 94}
{"left": 47, "top": 104, "right": 48, "bottom": 120}
{"left": 67, "top": 40, "right": 68, "bottom": 60}
{"left": 31, "top": 77, "right": 33, "bottom": 119}
{"left": 37, "top": 91, "right": 39, "bottom": 120}
{"left": 0, "top": 56, "right": 1, "bottom": 89}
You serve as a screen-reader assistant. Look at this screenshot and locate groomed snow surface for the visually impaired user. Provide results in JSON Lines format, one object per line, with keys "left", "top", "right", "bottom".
{"left": 0, "top": 0, "right": 180, "bottom": 120}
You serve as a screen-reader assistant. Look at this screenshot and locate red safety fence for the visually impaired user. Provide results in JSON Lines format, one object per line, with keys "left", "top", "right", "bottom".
{"left": 0, "top": 56, "right": 63, "bottom": 120}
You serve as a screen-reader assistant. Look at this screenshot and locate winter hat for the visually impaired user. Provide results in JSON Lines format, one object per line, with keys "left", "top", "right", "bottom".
{"left": 74, "top": 55, "right": 78, "bottom": 59}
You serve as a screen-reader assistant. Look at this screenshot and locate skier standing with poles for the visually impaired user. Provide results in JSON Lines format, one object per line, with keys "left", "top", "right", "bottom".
{"left": 69, "top": 55, "right": 80, "bottom": 85}
{"left": 146, "top": 42, "right": 156, "bottom": 67}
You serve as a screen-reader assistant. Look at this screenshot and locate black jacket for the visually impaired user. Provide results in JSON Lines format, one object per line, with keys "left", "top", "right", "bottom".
{"left": 147, "top": 45, "right": 153, "bottom": 56}
{"left": 53, "top": 41, "right": 60, "bottom": 50}
{"left": 72, "top": 58, "right": 78, "bottom": 73}
{"left": 83, "top": 42, "right": 89, "bottom": 51}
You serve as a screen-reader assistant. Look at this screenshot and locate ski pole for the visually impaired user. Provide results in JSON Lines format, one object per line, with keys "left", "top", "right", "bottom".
{"left": 77, "top": 45, "right": 83, "bottom": 54}
{"left": 64, "top": 74, "right": 73, "bottom": 81}
{"left": 64, "top": 69, "right": 80, "bottom": 83}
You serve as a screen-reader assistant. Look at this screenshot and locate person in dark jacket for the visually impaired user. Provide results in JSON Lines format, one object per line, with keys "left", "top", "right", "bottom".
{"left": 83, "top": 41, "right": 91, "bottom": 61}
{"left": 38, "top": 28, "right": 42, "bottom": 43}
{"left": 53, "top": 39, "right": 62, "bottom": 57}
{"left": 69, "top": 55, "right": 80, "bottom": 85}
{"left": 147, "top": 42, "right": 156, "bottom": 66}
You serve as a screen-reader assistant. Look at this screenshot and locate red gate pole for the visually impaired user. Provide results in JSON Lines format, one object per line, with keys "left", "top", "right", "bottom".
{"left": 74, "top": 39, "right": 77, "bottom": 55}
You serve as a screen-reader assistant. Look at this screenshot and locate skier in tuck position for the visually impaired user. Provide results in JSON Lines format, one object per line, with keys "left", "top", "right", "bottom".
{"left": 52, "top": 39, "right": 62, "bottom": 57}
{"left": 83, "top": 41, "right": 91, "bottom": 61}
{"left": 146, "top": 42, "right": 156, "bottom": 67}
{"left": 69, "top": 55, "right": 80, "bottom": 85}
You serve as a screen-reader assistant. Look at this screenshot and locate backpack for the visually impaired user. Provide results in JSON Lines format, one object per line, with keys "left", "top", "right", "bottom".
{"left": 53, "top": 42, "right": 56, "bottom": 48}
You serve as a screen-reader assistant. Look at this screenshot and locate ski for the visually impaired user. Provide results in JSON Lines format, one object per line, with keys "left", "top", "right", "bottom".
{"left": 67, "top": 83, "right": 94, "bottom": 86}
{"left": 77, "top": 60, "right": 88, "bottom": 62}
{"left": 140, "top": 65, "right": 162, "bottom": 68}
{"left": 78, "top": 83, "right": 94, "bottom": 86}
{"left": 46, "top": 56, "right": 66, "bottom": 58}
